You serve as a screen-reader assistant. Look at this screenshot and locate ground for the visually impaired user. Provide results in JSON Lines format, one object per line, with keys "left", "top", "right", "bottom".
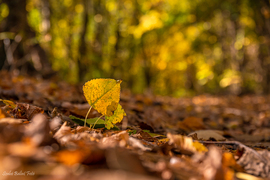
{"left": 0, "top": 71, "right": 269, "bottom": 180}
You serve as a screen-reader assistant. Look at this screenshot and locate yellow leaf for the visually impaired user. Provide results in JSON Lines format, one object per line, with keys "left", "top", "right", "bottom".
{"left": 167, "top": 133, "right": 208, "bottom": 153}
{"left": 0, "top": 109, "right": 6, "bottom": 119}
{"left": 83, "top": 79, "right": 122, "bottom": 116}
{"left": 106, "top": 101, "right": 118, "bottom": 116}
{"left": 105, "top": 104, "right": 126, "bottom": 129}
{"left": 192, "top": 141, "right": 208, "bottom": 152}
{"left": 0, "top": 99, "right": 16, "bottom": 109}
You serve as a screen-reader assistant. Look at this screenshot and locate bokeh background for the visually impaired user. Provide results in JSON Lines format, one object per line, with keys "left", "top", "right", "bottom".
{"left": 0, "top": 0, "right": 270, "bottom": 96}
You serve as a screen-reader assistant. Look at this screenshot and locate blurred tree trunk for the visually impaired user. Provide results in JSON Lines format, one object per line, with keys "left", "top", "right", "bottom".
{"left": 0, "top": 0, "right": 54, "bottom": 78}
{"left": 250, "top": 0, "right": 270, "bottom": 93}
{"left": 92, "top": 0, "right": 106, "bottom": 77}
{"left": 78, "top": 0, "right": 91, "bottom": 81}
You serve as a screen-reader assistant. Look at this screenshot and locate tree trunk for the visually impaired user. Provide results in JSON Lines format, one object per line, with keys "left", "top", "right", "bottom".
{"left": 0, "top": 0, "right": 54, "bottom": 78}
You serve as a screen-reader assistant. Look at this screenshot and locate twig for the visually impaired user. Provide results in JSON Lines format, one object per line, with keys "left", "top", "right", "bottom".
{"left": 84, "top": 106, "right": 92, "bottom": 127}
{"left": 199, "top": 140, "right": 267, "bottom": 163}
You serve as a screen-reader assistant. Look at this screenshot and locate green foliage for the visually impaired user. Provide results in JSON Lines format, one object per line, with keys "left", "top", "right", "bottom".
{"left": 69, "top": 115, "right": 106, "bottom": 128}
{"left": 69, "top": 115, "right": 120, "bottom": 130}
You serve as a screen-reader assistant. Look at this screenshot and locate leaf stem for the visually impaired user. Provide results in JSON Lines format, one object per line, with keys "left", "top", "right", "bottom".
{"left": 91, "top": 115, "right": 104, "bottom": 129}
{"left": 85, "top": 106, "right": 92, "bottom": 127}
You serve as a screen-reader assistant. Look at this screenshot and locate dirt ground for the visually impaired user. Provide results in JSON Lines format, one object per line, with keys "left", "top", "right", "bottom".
{"left": 0, "top": 71, "right": 269, "bottom": 180}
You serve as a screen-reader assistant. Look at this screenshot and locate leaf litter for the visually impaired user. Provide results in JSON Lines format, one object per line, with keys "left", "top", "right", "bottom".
{"left": 0, "top": 71, "right": 269, "bottom": 179}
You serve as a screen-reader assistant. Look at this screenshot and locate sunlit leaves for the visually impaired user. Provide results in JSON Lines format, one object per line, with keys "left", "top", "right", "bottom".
{"left": 22, "top": 0, "right": 265, "bottom": 95}
{"left": 0, "top": 99, "right": 16, "bottom": 109}
{"left": 83, "top": 79, "right": 121, "bottom": 116}
{"left": 105, "top": 104, "right": 126, "bottom": 129}
{"left": 0, "top": 3, "right": 9, "bottom": 20}
{"left": 82, "top": 78, "right": 126, "bottom": 129}
{"left": 167, "top": 133, "right": 208, "bottom": 153}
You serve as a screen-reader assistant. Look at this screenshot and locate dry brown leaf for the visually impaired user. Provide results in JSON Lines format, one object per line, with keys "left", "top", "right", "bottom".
{"left": 53, "top": 122, "right": 72, "bottom": 145}
{"left": 196, "top": 146, "right": 226, "bottom": 180}
{"left": 188, "top": 130, "right": 227, "bottom": 141}
{"left": 0, "top": 108, "right": 7, "bottom": 119}
{"left": 177, "top": 116, "right": 206, "bottom": 132}
{"left": 237, "top": 149, "right": 270, "bottom": 177}
{"left": 128, "top": 137, "right": 152, "bottom": 151}
{"left": 25, "top": 114, "right": 53, "bottom": 146}
{"left": 167, "top": 133, "right": 207, "bottom": 154}
{"left": 101, "top": 131, "right": 129, "bottom": 148}
{"left": 12, "top": 103, "right": 44, "bottom": 120}
{"left": 54, "top": 149, "right": 88, "bottom": 166}
{"left": 0, "top": 122, "right": 25, "bottom": 143}
{"left": 106, "top": 147, "right": 148, "bottom": 174}
{"left": 7, "top": 142, "right": 37, "bottom": 157}
{"left": 222, "top": 152, "right": 243, "bottom": 172}
{"left": 0, "top": 117, "right": 24, "bottom": 124}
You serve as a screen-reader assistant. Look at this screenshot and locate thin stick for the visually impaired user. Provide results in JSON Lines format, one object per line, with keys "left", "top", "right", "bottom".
{"left": 85, "top": 106, "right": 92, "bottom": 127}
{"left": 199, "top": 140, "right": 267, "bottom": 163}
{"left": 91, "top": 115, "right": 104, "bottom": 129}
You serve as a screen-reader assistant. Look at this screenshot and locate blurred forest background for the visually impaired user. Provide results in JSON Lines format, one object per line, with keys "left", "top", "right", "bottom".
{"left": 0, "top": 0, "right": 270, "bottom": 96}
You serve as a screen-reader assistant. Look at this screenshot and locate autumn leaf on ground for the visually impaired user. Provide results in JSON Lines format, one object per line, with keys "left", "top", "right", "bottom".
{"left": 105, "top": 104, "right": 126, "bottom": 129}
{"left": 188, "top": 130, "right": 227, "bottom": 141}
{"left": 106, "top": 101, "right": 118, "bottom": 116}
{"left": 70, "top": 115, "right": 109, "bottom": 129}
{"left": 167, "top": 133, "right": 208, "bottom": 153}
{"left": 0, "top": 109, "right": 7, "bottom": 119}
{"left": 82, "top": 78, "right": 126, "bottom": 129}
{"left": 12, "top": 103, "right": 44, "bottom": 120}
{"left": 0, "top": 99, "right": 16, "bottom": 109}
{"left": 83, "top": 79, "right": 122, "bottom": 116}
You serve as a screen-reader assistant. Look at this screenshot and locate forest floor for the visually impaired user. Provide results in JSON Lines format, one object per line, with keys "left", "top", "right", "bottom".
{"left": 0, "top": 71, "right": 270, "bottom": 180}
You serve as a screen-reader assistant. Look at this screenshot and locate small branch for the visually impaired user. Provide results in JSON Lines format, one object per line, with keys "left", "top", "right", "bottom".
{"left": 84, "top": 106, "right": 92, "bottom": 127}
{"left": 199, "top": 140, "right": 267, "bottom": 163}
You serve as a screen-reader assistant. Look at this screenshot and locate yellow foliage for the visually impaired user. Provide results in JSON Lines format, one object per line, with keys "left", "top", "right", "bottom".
{"left": 0, "top": 99, "right": 16, "bottom": 109}
{"left": 83, "top": 78, "right": 126, "bottom": 129}
{"left": 105, "top": 104, "right": 126, "bottom": 129}
{"left": 0, "top": 109, "right": 6, "bottom": 119}
{"left": 132, "top": 10, "right": 163, "bottom": 38}
{"left": 83, "top": 79, "right": 122, "bottom": 116}
{"left": 167, "top": 133, "right": 208, "bottom": 153}
{"left": 192, "top": 141, "right": 208, "bottom": 152}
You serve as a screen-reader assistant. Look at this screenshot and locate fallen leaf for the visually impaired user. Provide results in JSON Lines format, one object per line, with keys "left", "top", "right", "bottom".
{"left": 55, "top": 149, "right": 89, "bottom": 166}
{"left": 0, "top": 121, "right": 25, "bottom": 143}
{"left": 199, "top": 146, "right": 226, "bottom": 180}
{"left": 167, "top": 133, "right": 208, "bottom": 154}
{"left": 12, "top": 103, "right": 44, "bottom": 120}
{"left": 222, "top": 152, "right": 243, "bottom": 172}
{"left": 0, "top": 108, "right": 7, "bottom": 119}
{"left": 236, "top": 172, "right": 264, "bottom": 180}
{"left": 106, "top": 101, "right": 118, "bottom": 116}
{"left": 177, "top": 116, "right": 206, "bottom": 132}
{"left": 188, "top": 130, "right": 227, "bottom": 141}
{"left": 83, "top": 79, "right": 122, "bottom": 116}
{"left": 7, "top": 142, "right": 38, "bottom": 157}
{"left": 70, "top": 115, "right": 106, "bottom": 128}
{"left": 105, "top": 104, "right": 126, "bottom": 129}
{"left": 0, "top": 99, "right": 16, "bottom": 109}
{"left": 0, "top": 117, "right": 24, "bottom": 124}
{"left": 101, "top": 131, "right": 129, "bottom": 148}
{"left": 237, "top": 149, "right": 270, "bottom": 177}
{"left": 25, "top": 114, "right": 53, "bottom": 146}
{"left": 53, "top": 122, "right": 72, "bottom": 145}
{"left": 106, "top": 147, "right": 148, "bottom": 174}
{"left": 128, "top": 137, "right": 152, "bottom": 151}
